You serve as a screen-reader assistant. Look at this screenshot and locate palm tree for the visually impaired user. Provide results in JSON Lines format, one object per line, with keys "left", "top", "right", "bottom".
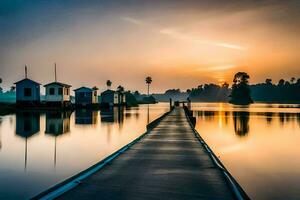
{"left": 145, "top": 76, "right": 152, "bottom": 96}
{"left": 10, "top": 86, "right": 16, "bottom": 92}
{"left": 117, "top": 85, "right": 124, "bottom": 93}
{"left": 106, "top": 80, "right": 112, "bottom": 89}
{"left": 290, "top": 77, "right": 296, "bottom": 84}
{"left": 0, "top": 78, "right": 2, "bottom": 94}
{"left": 117, "top": 85, "right": 125, "bottom": 104}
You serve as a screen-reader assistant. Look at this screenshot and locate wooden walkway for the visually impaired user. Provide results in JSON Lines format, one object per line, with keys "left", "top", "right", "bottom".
{"left": 56, "top": 107, "right": 236, "bottom": 200}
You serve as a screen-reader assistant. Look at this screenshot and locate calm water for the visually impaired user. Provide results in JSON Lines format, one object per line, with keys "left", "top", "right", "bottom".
{"left": 192, "top": 103, "right": 300, "bottom": 200}
{"left": 1, "top": 103, "right": 300, "bottom": 199}
{"left": 0, "top": 104, "right": 169, "bottom": 199}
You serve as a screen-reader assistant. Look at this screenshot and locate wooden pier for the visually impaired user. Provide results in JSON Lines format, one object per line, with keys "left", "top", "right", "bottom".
{"left": 34, "top": 107, "right": 248, "bottom": 200}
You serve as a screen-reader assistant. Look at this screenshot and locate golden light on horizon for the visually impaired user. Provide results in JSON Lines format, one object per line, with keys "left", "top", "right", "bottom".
{"left": 0, "top": 1, "right": 299, "bottom": 92}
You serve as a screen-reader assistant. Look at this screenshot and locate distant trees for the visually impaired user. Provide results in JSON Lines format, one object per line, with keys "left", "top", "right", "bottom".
{"left": 251, "top": 77, "right": 300, "bottom": 103}
{"left": 265, "top": 79, "right": 272, "bottom": 85}
{"left": 189, "top": 83, "right": 230, "bottom": 102}
{"left": 125, "top": 92, "right": 138, "bottom": 107}
{"left": 229, "top": 72, "right": 253, "bottom": 105}
{"left": 165, "top": 89, "right": 181, "bottom": 96}
{"left": 145, "top": 76, "right": 152, "bottom": 96}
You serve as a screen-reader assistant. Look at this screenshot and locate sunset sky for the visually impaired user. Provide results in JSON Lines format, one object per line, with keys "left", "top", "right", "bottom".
{"left": 0, "top": 0, "right": 299, "bottom": 93}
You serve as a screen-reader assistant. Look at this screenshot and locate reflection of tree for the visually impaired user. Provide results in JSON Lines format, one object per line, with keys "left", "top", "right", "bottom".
{"left": 279, "top": 113, "right": 285, "bottom": 125}
{"left": 224, "top": 111, "right": 229, "bottom": 125}
{"left": 233, "top": 111, "right": 249, "bottom": 137}
{"left": 265, "top": 112, "right": 273, "bottom": 124}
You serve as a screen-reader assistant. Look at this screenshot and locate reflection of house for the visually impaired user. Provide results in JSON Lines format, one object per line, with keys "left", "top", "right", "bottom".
{"left": 44, "top": 82, "right": 71, "bottom": 106}
{"left": 16, "top": 112, "right": 40, "bottom": 138}
{"left": 100, "top": 108, "right": 115, "bottom": 123}
{"left": 100, "top": 107, "right": 124, "bottom": 124}
{"left": 100, "top": 90, "right": 126, "bottom": 106}
{"left": 75, "top": 109, "right": 98, "bottom": 124}
{"left": 45, "top": 112, "right": 71, "bottom": 135}
{"left": 15, "top": 111, "right": 40, "bottom": 170}
{"left": 74, "top": 87, "right": 98, "bottom": 106}
{"left": 14, "top": 78, "right": 41, "bottom": 105}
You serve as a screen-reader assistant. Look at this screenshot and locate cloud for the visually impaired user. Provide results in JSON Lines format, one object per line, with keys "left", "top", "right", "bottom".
{"left": 196, "top": 64, "right": 237, "bottom": 72}
{"left": 121, "top": 17, "right": 144, "bottom": 26}
{"left": 122, "top": 16, "right": 245, "bottom": 50}
{"left": 160, "top": 28, "right": 245, "bottom": 50}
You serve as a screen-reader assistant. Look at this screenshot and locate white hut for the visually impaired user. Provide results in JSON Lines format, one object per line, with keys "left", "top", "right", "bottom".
{"left": 44, "top": 82, "right": 71, "bottom": 106}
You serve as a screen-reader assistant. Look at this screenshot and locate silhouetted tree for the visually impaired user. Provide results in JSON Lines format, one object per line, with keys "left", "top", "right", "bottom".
{"left": 278, "top": 79, "right": 285, "bottom": 86}
{"left": 125, "top": 92, "right": 138, "bottom": 106}
{"left": 106, "top": 80, "right": 112, "bottom": 89}
{"left": 290, "top": 77, "right": 296, "bottom": 84}
{"left": 145, "top": 76, "right": 152, "bottom": 96}
{"left": 10, "top": 86, "right": 16, "bottom": 92}
{"left": 189, "top": 83, "right": 230, "bottom": 102}
{"left": 165, "top": 89, "right": 181, "bottom": 95}
{"left": 221, "top": 82, "right": 229, "bottom": 88}
{"left": 0, "top": 78, "right": 2, "bottom": 94}
{"left": 251, "top": 76, "right": 300, "bottom": 103}
{"left": 265, "top": 79, "right": 272, "bottom": 85}
{"left": 229, "top": 72, "right": 253, "bottom": 105}
{"left": 117, "top": 85, "right": 124, "bottom": 92}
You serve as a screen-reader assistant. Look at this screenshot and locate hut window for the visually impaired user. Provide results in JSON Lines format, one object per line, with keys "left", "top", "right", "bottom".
{"left": 64, "top": 88, "right": 69, "bottom": 95}
{"left": 58, "top": 88, "right": 63, "bottom": 95}
{"left": 79, "top": 92, "right": 84, "bottom": 97}
{"left": 24, "top": 88, "right": 32, "bottom": 97}
{"left": 49, "top": 88, "right": 55, "bottom": 95}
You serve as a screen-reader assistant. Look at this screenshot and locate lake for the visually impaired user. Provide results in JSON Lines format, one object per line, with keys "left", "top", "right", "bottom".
{"left": 0, "top": 104, "right": 169, "bottom": 199}
{"left": 192, "top": 103, "right": 300, "bottom": 200}
{"left": 0, "top": 102, "right": 299, "bottom": 199}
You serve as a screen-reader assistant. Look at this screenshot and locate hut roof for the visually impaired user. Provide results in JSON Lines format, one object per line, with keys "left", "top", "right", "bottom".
{"left": 101, "top": 89, "right": 115, "bottom": 95}
{"left": 74, "top": 87, "right": 93, "bottom": 92}
{"left": 14, "top": 78, "right": 41, "bottom": 85}
{"left": 44, "top": 82, "right": 71, "bottom": 88}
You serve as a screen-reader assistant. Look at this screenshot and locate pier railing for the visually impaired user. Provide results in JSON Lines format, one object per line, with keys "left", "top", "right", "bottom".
{"left": 183, "top": 105, "right": 251, "bottom": 200}
{"left": 31, "top": 108, "right": 173, "bottom": 200}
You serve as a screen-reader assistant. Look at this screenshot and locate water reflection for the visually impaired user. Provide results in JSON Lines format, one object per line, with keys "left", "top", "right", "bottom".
{"left": 45, "top": 111, "right": 71, "bottom": 167}
{"left": 75, "top": 109, "right": 98, "bottom": 125}
{"left": 194, "top": 110, "right": 300, "bottom": 136}
{"left": 192, "top": 103, "right": 300, "bottom": 200}
{"left": 15, "top": 111, "right": 40, "bottom": 170}
{"left": 45, "top": 112, "right": 71, "bottom": 135}
{"left": 233, "top": 112, "right": 249, "bottom": 137}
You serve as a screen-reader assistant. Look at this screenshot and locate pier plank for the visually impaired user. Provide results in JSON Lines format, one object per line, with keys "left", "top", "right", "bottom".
{"left": 58, "top": 108, "right": 235, "bottom": 200}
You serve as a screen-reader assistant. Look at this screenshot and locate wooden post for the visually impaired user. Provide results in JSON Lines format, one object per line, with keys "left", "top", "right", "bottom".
{"left": 25, "top": 65, "right": 28, "bottom": 79}
{"left": 169, "top": 98, "right": 172, "bottom": 110}
{"left": 187, "top": 97, "right": 191, "bottom": 111}
{"left": 54, "top": 63, "right": 57, "bottom": 82}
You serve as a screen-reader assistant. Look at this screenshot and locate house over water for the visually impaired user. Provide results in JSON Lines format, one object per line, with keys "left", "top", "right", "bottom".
{"left": 44, "top": 82, "right": 71, "bottom": 107}
{"left": 74, "top": 87, "right": 98, "bottom": 107}
{"left": 100, "top": 89, "right": 126, "bottom": 107}
{"left": 14, "top": 66, "right": 41, "bottom": 105}
{"left": 14, "top": 78, "right": 41, "bottom": 105}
